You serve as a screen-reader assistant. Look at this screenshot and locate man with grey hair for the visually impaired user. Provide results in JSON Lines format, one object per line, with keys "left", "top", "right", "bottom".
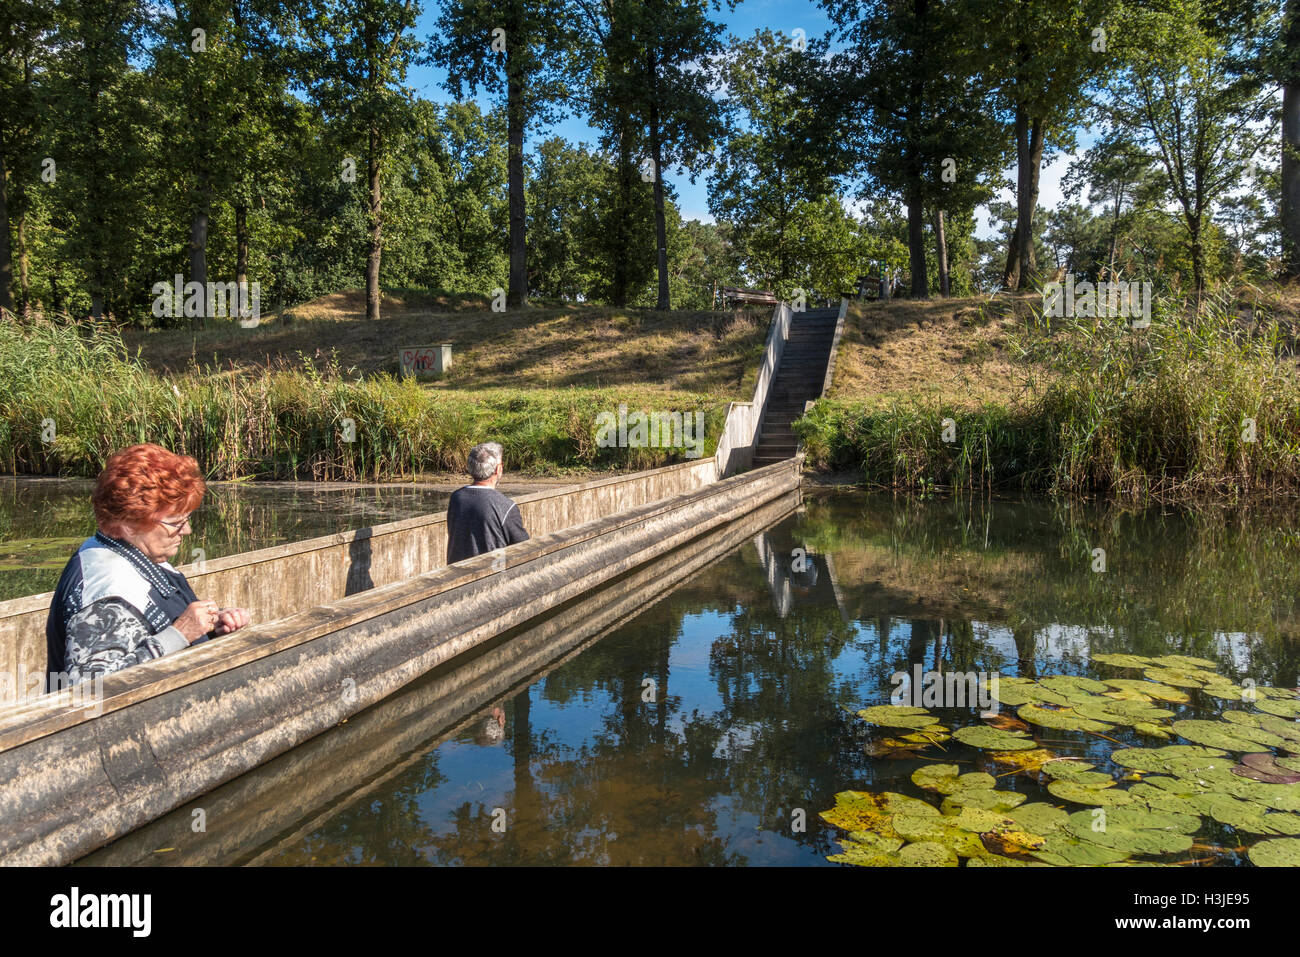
{"left": 445, "top": 442, "right": 530, "bottom": 564}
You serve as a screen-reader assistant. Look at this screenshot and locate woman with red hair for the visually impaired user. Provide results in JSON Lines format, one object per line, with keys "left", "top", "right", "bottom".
{"left": 45, "top": 444, "right": 250, "bottom": 690}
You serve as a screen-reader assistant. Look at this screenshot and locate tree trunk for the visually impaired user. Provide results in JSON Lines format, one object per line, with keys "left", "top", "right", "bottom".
{"left": 235, "top": 203, "right": 249, "bottom": 289}
{"left": 505, "top": 49, "right": 528, "bottom": 308}
{"left": 17, "top": 210, "right": 30, "bottom": 317}
{"left": 934, "top": 208, "right": 949, "bottom": 297}
{"left": 366, "top": 125, "right": 382, "bottom": 322}
{"left": 612, "top": 127, "right": 634, "bottom": 308}
{"left": 1001, "top": 223, "right": 1020, "bottom": 289}
{"left": 1013, "top": 110, "right": 1044, "bottom": 290}
{"left": 906, "top": 185, "right": 928, "bottom": 298}
{"left": 188, "top": 171, "right": 211, "bottom": 327}
{"left": 1282, "top": 24, "right": 1300, "bottom": 279}
{"left": 0, "top": 150, "right": 12, "bottom": 316}
{"left": 648, "top": 51, "right": 670, "bottom": 311}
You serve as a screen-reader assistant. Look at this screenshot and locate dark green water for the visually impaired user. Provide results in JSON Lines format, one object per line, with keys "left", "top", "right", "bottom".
{"left": 81, "top": 490, "right": 1300, "bottom": 867}
{"left": 0, "top": 477, "right": 538, "bottom": 600}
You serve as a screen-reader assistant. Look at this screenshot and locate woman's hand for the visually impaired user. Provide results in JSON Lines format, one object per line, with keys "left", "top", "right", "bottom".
{"left": 212, "top": 607, "right": 250, "bottom": 636}
{"left": 174, "top": 600, "right": 219, "bottom": 642}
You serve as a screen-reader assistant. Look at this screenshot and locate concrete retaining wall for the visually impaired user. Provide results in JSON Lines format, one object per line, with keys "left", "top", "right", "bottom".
{"left": 0, "top": 458, "right": 800, "bottom": 865}
{"left": 0, "top": 458, "right": 718, "bottom": 686}
{"left": 78, "top": 488, "right": 800, "bottom": 866}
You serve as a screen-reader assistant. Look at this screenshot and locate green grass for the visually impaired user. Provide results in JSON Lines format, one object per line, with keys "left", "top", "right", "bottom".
{"left": 0, "top": 319, "right": 729, "bottom": 481}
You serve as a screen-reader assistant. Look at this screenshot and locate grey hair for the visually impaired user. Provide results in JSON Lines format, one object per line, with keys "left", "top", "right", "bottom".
{"left": 467, "top": 442, "right": 503, "bottom": 481}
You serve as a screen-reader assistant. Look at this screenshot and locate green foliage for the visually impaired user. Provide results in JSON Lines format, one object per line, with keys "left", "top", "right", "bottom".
{"left": 0, "top": 319, "right": 728, "bottom": 479}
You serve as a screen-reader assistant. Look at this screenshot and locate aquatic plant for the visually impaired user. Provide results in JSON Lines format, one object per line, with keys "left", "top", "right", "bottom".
{"left": 830, "top": 655, "right": 1300, "bottom": 866}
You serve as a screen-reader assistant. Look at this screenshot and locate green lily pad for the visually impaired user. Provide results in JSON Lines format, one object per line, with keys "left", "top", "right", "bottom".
{"left": 1092, "top": 653, "right": 1159, "bottom": 669}
{"left": 1112, "top": 744, "right": 1230, "bottom": 773}
{"left": 1199, "top": 795, "right": 1300, "bottom": 835}
{"left": 857, "top": 705, "right": 939, "bottom": 729}
{"left": 1278, "top": 756, "right": 1300, "bottom": 773}
{"left": 827, "top": 839, "right": 904, "bottom": 866}
{"left": 1040, "top": 675, "right": 1111, "bottom": 695}
{"left": 890, "top": 813, "right": 989, "bottom": 857}
{"left": 1018, "top": 703, "right": 1116, "bottom": 733}
{"left": 1007, "top": 802, "right": 1070, "bottom": 835}
{"left": 898, "top": 841, "right": 959, "bottom": 866}
{"left": 1143, "top": 668, "right": 1211, "bottom": 689}
{"left": 1222, "top": 710, "right": 1300, "bottom": 745}
{"left": 911, "top": 763, "right": 996, "bottom": 794}
{"left": 1172, "top": 719, "right": 1286, "bottom": 751}
{"left": 951, "top": 725, "right": 1038, "bottom": 751}
{"left": 1248, "top": 837, "right": 1300, "bottom": 867}
{"left": 1150, "top": 654, "right": 1220, "bottom": 671}
{"left": 819, "top": 790, "right": 936, "bottom": 836}
{"left": 967, "top": 854, "right": 1049, "bottom": 866}
{"left": 1065, "top": 807, "right": 1198, "bottom": 855}
{"left": 1041, "top": 761, "right": 1098, "bottom": 780}
{"left": 1103, "top": 679, "right": 1190, "bottom": 703}
{"left": 1034, "top": 835, "right": 1131, "bottom": 866}
{"left": 1047, "top": 779, "right": 1136, "bottom": 806}
{"left": 939, "top": 788, "right": 1028, "bottom": 813}
{"left": 1073, "top": 699, "right": 1173, "bottom": 726}
{"left": 990, "top": 681, "right": 1076, "bottom": 708}
{"left": 1040, "top": 764, "right": 1112, "bottom": 790}
{"left": 1254, "top": 697, "right": 1300, "bottom": 718}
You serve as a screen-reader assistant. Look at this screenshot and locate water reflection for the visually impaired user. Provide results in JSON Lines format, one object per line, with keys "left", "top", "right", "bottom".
{"left": 81, "top": 491, "right": 1300, "bottom": 866}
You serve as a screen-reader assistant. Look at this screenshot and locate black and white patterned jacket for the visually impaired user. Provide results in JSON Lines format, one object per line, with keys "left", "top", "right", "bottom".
{"left": 45, "top": 533, "right": 206, "bottom": 690}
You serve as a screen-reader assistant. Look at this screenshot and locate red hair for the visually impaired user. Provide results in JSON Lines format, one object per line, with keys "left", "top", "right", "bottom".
{"left": 92, "top": 444, "right": 205, "bottom": 531}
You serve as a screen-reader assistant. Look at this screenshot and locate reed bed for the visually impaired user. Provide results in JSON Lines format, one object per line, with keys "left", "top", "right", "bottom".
{"left": 0, "top": 320, "right": 727, "bottom": 480}
{"left": 798, "top": 291, "right": 1300, "bottom": 501}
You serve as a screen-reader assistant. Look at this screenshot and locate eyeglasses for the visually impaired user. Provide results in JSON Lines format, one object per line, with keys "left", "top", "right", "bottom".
{"left": 156, "top": 515, "right": 193, "bottom": 533}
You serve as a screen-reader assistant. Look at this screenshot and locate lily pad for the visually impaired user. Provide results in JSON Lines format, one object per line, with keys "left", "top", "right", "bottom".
{"left": 1112, "top": 744, "right": 1230, "bottom": 773}
{"left": 1047, "top": 779, "right": 1135, "bottom": 806}
{"left": 1172, "top": 719, "right": 1286, "bottom": 751}
{"left": 857, "top": 705, "right": 939, "bottom": 729}
{"left": 1064, "top": 807, "right": 1198, "bottom": 855}
{"left": 1034, "top": 835, "right": 1131, "bottom": 866}
{"left": 952, "top": 725, "right": 1037, "bottom": 751}
{"left": 1248, "top": 837, "right": 1300, "bottom": 867}
{"left": 1254, "top": 697, "right": 1300, "bottom": 719}
{"left": 1143, "top": 668, "right": 1211, "bottom": 689}
{"left": 1007, "top": 802, "right": 1070, "bottom": 835}
{"left": 1150, "top": 654, "right": 1219, "bottom": 671}
{"left": 1017, "top": 703, "right": 1116, "bottom": 733}
{"left": 898, "top": 841, "right": 959, "bottom": 866}
{"left": 940, "top": 788, "right": 1028, "bottom": 813}
{"left": 984, "top": 748, "right": 1059, "bottom": 774}
{"left": 1092, "top": 653, "right": 1159, "bottom": 669}
{"left": 1103, "top": 678, "right": 1189, "bottom": 703}
{"left": 911, "top": 763, "right": 996, "bottom": 794}
{"left": 819, "top": 790, "right": 936, "bottom": 836}
{"left": 1040, "top": 675, "right": 1111, "bottom": 695}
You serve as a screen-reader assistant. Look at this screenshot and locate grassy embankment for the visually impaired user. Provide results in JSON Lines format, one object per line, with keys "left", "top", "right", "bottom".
{"left": 1, "top": 289, "right": 774, "bottom": 480}
{"left": 797, "top": 285, "right": 1300, "bottom": 500}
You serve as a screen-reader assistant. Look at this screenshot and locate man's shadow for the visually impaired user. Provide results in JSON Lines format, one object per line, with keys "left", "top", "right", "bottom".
{"left": 345, "top": 530, "right": 374, "bottom": 595}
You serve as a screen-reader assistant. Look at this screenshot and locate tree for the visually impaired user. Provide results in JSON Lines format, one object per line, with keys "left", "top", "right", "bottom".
{"left": 0, "top": 0, "right": 56, "bottom": 316}
{"left": 707, "top": 30, "right": 840, "bottom": 297}
{"left": 819, "top": 0, "right": 1008, "bottom": 298}
{"left": 430, "top": 0, "right": 578, "bottom": 308}
{"left": 1103, "top": 0, "right": 1278, "bottom": 296}
{"left": 609, "top": 0, "right": 727, "bottom": 309}
{"left": 978, "top": 0, "right": 1117, "bottom": 290}
{"left": 298, "top": 0, "right": 420, "bottom": 321}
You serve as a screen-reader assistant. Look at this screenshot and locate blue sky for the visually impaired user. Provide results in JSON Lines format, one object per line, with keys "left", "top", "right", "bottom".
{"left": 404, "top": 0, "right": 1079, "bottom": 240}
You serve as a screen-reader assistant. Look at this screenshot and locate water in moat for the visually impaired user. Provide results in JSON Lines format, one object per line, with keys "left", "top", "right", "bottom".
{"left": 78, "top": 490, "right": 1300, "bottom": 866}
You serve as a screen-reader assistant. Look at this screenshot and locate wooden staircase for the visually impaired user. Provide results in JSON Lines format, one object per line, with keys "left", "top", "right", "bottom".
{"left": 752, "top": 306, "right": 840, "bottom": 467}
